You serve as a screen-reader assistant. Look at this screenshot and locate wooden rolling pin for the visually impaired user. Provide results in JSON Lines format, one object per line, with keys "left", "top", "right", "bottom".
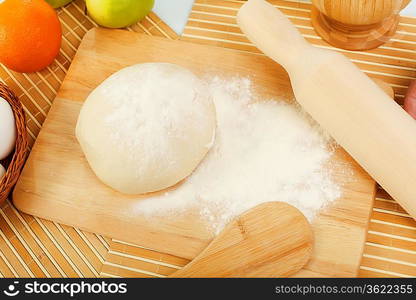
{"left": 170, "top": 202, "right": 313, "bottom": 277}
{"left": 237, "top": 0, "right": 416, "bottom": 219}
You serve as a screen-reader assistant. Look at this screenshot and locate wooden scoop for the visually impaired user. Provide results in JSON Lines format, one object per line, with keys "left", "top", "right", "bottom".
{"left": 170, "top": 202, "right": 313, "bottom": 278}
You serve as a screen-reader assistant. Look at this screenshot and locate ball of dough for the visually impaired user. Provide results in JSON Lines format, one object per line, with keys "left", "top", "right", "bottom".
{"left": 76, "top": 63, "right": 216, "bottom": 194}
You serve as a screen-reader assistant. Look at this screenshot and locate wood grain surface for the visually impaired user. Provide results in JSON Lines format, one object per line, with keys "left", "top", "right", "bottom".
{"left": 171, "top": 202, "right": 313, "bottom": 277}
{"left": 13, "top": 27, "right": 375, "bottom": 277}
{"left": 310, "top": 0, "right": 412, "bottom": 50}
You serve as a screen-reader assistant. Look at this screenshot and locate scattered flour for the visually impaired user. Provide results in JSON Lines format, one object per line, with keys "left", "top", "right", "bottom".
{"left": 132, "top": 76, "right": 341, "bottom": 233}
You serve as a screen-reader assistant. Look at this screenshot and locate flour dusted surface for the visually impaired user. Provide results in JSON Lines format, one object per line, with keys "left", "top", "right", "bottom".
{"left": 134, "top": 77, "right": 341, "bottom": 233}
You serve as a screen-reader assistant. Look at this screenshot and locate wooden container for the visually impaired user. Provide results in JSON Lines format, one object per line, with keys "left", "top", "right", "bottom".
{"left": 0, "top": 83, "right": 28, "bottom": 205}
{"left": 311, "top": 0, "right": 411, "bottom": 50}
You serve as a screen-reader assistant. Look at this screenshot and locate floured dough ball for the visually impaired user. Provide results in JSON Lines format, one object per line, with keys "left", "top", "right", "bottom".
{"left": 76, "top": 63, "right": 216, "bottom": 194}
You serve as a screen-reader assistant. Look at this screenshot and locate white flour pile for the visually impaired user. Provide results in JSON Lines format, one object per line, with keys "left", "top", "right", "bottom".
{"left": 133, "top": 77, "right": 341, "bottom": 233}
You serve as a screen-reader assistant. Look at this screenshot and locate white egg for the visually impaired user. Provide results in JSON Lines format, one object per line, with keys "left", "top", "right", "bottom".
{"left": 0, "top": 164, "right": 5, "bottom": 181}
{"left": 0, "top": 97, "right": 17, "bottom": 160}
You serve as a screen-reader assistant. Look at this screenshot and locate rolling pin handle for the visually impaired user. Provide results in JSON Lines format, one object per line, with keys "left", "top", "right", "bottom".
{"left": 237, "top": 0, "right": 311, "bottom": 71}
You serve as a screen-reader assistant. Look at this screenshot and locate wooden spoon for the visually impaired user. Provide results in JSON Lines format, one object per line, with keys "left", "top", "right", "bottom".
{"left": 170, "top": 202, "right": 313, "bottom": 277}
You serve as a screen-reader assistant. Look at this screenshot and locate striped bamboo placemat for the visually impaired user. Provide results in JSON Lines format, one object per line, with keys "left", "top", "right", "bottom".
{"left": 0, "top": 0, "right": 415, "bottom": 278}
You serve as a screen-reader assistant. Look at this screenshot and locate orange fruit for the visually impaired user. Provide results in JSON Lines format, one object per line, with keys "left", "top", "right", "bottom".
{"left": 0, "top": 0, "right": 62, "bottom": 73}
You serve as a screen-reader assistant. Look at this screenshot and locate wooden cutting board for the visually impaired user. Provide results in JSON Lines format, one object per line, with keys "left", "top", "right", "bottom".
{"left": 13, "top": 28, "right": 375, "bottom": 277}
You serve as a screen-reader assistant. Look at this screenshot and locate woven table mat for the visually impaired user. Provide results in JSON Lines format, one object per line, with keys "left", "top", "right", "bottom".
{"left": 0, "top": 0, "right": 415, "bottom": 278}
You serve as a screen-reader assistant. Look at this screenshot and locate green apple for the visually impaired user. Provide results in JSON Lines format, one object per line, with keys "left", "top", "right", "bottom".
{"left": 86, "top": 0, "right": 155, "bottom": 29}
{"left": 45, "top": 0, "right": 74, "bottom": 9}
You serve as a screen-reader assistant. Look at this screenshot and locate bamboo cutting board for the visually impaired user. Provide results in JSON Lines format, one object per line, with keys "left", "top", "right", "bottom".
{"left": 170, "top": 202, "right": 314, "bottom": 277}
{"left": 13, "top": 28, "right": 375, "bottom": 277}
